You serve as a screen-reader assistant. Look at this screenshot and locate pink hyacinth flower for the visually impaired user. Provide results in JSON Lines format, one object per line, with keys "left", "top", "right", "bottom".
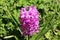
{"left": 20, "top": 6, "right": 39, "bottom": 36}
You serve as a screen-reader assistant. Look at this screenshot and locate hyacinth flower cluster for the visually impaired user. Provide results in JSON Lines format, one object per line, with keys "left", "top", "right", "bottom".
{"left": 20, "top": 6, "right": 39, "bottom": 36}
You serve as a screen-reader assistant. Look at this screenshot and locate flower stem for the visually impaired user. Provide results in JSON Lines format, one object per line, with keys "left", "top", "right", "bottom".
{"left": 28, "top": 35, "right": 30, "bottom": 40}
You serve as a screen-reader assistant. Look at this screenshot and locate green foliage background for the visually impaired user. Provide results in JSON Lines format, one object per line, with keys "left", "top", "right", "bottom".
{"left": 0, "top": 0, "right": 60, "bottom": 40}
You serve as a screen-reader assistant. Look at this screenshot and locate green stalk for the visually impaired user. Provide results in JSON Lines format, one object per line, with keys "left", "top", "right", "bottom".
{"left": 28, "top": 35, "right": 30, "bottom": 40}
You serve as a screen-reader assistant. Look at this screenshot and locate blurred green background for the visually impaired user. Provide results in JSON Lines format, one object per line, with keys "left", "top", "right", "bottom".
{"left": 0, "top": 0, "right": 60, "bottom": 40}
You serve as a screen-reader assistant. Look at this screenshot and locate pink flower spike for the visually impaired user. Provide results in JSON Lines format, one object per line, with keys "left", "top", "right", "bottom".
{"left": 20, "top": 6, "right": 39, "bottom": 36}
